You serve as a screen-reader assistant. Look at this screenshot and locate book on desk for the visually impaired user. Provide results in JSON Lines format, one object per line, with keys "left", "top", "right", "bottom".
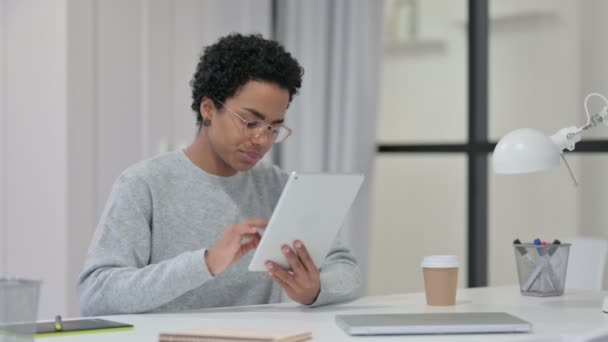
{"left": 158, "top": 328, "right": 312, "bottom": 342}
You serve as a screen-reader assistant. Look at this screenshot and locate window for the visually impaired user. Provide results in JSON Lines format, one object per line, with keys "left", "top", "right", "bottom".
{"left": 370, "top": 0, "right": 608, "bottom": 294}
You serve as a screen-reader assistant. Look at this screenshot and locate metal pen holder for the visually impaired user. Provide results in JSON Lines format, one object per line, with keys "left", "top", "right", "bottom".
{"left": 513, "top": 243, "right": 570, "bottom": 297}
{"left": 0, "top": 278, "right": 41, "bottom": 342}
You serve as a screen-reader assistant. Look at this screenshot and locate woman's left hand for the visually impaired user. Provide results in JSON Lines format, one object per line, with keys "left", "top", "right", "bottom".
{"left": 266, "top": 240, "right": 321, "bottom": 305}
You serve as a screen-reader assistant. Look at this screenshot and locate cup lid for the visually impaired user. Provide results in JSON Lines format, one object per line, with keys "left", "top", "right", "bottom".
{"left": 421, "top": 255, "right": 459, "bottom": 268}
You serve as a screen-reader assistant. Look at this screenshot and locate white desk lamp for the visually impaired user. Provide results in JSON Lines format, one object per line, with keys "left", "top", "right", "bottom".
{"left": 492, "top": 93, "right": 608, "bottom": 312}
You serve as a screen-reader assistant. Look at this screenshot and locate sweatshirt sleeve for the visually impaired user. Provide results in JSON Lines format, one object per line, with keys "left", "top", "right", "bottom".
{"left": 77, "top": 173, "right": 214, "bottom": 316}
{"left": 309, "top": 234, "right": 362, "bottom": 307}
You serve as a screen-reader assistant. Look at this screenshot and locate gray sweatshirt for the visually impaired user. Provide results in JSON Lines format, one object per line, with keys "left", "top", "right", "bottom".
{"left": 78, "top": 150, "right": 361, "bottom": 316}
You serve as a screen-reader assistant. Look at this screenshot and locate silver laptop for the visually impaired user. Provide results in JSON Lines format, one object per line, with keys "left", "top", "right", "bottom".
{"left": 335, "top": 312, "right": 532, "bottom": 335}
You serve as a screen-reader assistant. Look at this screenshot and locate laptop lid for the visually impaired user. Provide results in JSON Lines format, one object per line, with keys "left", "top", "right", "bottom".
{"left": 335, "top": 312, "right": 532, "bottom": 335}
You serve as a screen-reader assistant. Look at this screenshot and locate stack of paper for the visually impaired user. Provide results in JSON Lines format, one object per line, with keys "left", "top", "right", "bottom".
{"left": 158, "top": 328, "right": 312, "bottom": 342}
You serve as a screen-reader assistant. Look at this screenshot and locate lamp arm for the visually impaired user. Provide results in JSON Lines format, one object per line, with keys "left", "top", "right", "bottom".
{"left": 570, "top": 107, "right": 608, "bottom": 136}
{"left": 550, "top": 94, "right": 608, "bottom": 152}
{"left": 549, "top": 127, "right": 582, "bottom": 186}
{"left": 550, "top": 127, "right": 581, "bottom": 152}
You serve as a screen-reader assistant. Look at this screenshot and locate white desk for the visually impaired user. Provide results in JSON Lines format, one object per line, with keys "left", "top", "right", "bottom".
{"left": 41, "top": 286, "right": 608, "bottom": 341}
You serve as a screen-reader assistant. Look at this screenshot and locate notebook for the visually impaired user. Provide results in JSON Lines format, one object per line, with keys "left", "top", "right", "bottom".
{"left": 0, "top": 318, "right": 133, "bottom": 337}
{"left": 35, "top": 318, "right": 133, "bottom": 336}
{"left": 158, "top": 328, "right": 312, "bottom": 342}
{"left": 335, "top": 312, "right": 532, "bottom": 335}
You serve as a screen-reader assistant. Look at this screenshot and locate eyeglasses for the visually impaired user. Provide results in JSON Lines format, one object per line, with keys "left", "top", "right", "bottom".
{"left": 215, "top": 99, "right": 292, "bottom": 144}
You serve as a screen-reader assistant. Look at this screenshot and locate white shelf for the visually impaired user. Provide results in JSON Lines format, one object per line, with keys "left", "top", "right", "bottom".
{"left": 384, "top": 39, "right": 446, "bottom": 56}
{"left": 456, "top": 10, "right": 560, "bottom": 32}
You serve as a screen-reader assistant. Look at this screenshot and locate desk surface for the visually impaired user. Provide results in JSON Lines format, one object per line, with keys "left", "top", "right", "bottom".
{"left": 41, "top": 286, "right": 608, "bottom": 341}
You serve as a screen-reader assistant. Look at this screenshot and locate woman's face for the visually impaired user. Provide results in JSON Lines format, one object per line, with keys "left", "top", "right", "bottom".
{"left": 200, "top": 80, "right": 290, "bottom": 175}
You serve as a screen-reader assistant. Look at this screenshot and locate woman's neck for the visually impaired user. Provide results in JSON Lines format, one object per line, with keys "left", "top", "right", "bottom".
{"left": 185, "top": 134, "right": 237, "bottom": 177}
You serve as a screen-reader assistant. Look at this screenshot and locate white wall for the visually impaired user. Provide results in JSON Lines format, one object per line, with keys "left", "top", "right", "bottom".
{"left": 0, "top": 0, "right": 6, "bottom": 277}
{"left": 370, "top": 0, "right": 595, "bottom": 294}
{"left": 579, "top": 0, "right": 608, "bottom": 287}
{"left": 66, "top": 0, "right": 97, "bottom": 317}
{"left": 488, "top": 0, "right": 582, "bottom": 286}
{"left": 488, "top": 0, "right": 608, "bottom": 287}
{"left": 376, "top": 0, "right": 467, "bottom": 144}
{"left": 488, "top": 0, "right": 581, "bottom": 141}
{"left": 369, "top": 0, "right": 468, "bottom": 295}
{"left": 580, "top": 0, "right": 608, "bottom": 238}
{"left": 93, "top": 0, "right": 272, "bottom": 214}
{"left": 369, "top": 155, "right": 467, "bottom": 294}
{"left": 2, "top": 0, "right": 69, "bottom": 319}
{"left": 1, "top": 0, "right": 271, "bottom": 318}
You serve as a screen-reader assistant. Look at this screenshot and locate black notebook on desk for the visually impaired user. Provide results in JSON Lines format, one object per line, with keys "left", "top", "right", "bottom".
{"left": 34, "top": 318, "right": 133, "bottom": 337}
{"left": 1, "top": 318, "right": 132, "bottom": 337}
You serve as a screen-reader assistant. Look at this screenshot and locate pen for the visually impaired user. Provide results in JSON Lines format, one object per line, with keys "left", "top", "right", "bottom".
{"left": 513, "top": 239, "right": 535, "bottom": 263}
{"left": 547, "top": 239, "right": 561, "bottom": 256}
{"left": 544, "top": 239, "right": 562, "bottom": 290}
{"left": 513, "top": 239, "right": 535, "bottom": 265}
{"left": 533, "top": 238, "right": 545, "bottom": 255}
{"left": 533, "top": 238, "right": 560, "bottom": 291}
{"left": 55, "top": 315, "right": 63, "bottom": 332}
{"left": 514, "top": 239, "right": 542, "bottom": 291}
{"left": 515, "top": 239, "right": 555, "bottom": 291}
{"left": 513, "top": 239, "right": 526, "bottom": 255}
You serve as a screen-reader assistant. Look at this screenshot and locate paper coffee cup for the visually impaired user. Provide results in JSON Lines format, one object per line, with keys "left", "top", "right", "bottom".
{"left": 421, "top": 255, "right": 459, "bottom": 306}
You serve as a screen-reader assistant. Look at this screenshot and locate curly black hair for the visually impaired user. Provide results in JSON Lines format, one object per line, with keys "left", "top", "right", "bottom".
{"left": 190, "top": 33, "right": 304, "bottom": 127}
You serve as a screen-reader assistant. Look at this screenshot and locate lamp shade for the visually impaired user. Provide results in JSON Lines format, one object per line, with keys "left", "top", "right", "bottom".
{"left": 493, "top": 128, "right": 561, "bottom": 174}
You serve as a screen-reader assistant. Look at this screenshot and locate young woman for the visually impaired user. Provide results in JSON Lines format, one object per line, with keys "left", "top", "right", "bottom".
{"left": 78, "top": 33, "right": 361, "bottom": 316}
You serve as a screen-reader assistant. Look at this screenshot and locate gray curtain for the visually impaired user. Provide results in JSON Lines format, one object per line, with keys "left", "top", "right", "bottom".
{"left": 276, "top": 0, "right": 384, "bottom": 294}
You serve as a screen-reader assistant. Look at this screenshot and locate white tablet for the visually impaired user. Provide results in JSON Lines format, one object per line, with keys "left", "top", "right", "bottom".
{"left": 248, "top": 172, "right": 364, "bottom": 271}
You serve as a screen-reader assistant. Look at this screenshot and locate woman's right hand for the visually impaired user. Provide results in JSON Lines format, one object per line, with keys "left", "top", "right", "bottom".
{"left": 205, "top": 219, "right": 268, "bottom": 276}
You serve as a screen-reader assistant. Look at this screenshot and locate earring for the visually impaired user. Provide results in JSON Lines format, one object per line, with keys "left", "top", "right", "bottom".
{"left": 202, "top": 118, "right": 211, "bottom": 127}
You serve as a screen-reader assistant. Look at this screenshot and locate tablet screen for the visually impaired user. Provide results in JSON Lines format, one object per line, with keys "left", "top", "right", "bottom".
{"left": 248, "top": 172, "right": 364, "bottom": 271}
